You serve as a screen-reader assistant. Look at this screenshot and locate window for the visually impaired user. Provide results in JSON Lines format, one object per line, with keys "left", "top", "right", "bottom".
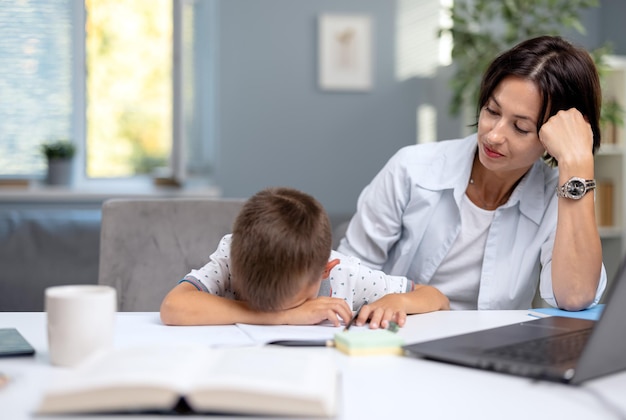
{"left": 85, "top": 0, "right": 172, "bottom": 178}
{"left": 395, "top": 0, "right": 452, "bottom": 81}
{"left": 0, "top": 1, "right": 73, "bottom": 177}
{"left": 0, "top": 0, "right": 214, "bottom": 185}
{"left": 395, "top": 0, "right": 453, "bottom": 144}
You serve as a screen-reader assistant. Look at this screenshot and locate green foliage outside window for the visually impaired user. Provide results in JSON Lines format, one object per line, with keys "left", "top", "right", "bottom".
{"left": 85, "top": 0, "right": 172, "bottom": 178}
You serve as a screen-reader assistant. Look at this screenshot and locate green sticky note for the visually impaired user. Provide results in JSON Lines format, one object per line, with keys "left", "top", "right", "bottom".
{"left": 334, "top": 329, "right": 404, "bottom": 356}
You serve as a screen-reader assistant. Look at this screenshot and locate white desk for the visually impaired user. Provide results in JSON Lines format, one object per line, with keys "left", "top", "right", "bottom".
{"left": 1, "top": 311, "right": 625, "bottom": 420}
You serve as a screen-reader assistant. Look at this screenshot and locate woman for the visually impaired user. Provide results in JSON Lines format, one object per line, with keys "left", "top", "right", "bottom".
{"left": 338, "top": 35, "right": 606, "bottom": 313}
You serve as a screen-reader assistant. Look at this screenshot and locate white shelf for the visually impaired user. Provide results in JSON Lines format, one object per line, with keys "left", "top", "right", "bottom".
{"left": 597, "top": 144, "right": 623, "bottom": 156}
{"left": 597, "top": 55, "right": 626, "bottom": 283}
{"left": 599, "top": 226, "right": 624, "bottom": 239}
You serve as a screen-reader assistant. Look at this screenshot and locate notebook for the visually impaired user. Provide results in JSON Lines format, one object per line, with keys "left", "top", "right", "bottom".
{"left": 403, "top": 261, "right": 626, "bottom": 384}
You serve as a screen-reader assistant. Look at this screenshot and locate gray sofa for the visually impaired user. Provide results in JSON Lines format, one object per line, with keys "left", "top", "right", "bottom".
{"left": 0, "top": 208, "right": 101, "bottom": 311}
{"left": 0, "top": 204, "right": 352, "bottom": 312}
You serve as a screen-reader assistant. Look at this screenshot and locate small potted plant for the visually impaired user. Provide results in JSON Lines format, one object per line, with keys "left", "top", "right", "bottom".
{"left": 41, "top": 140, "right": 76, "bottom": 185}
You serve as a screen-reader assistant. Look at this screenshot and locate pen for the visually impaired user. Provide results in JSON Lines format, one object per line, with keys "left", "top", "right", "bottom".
{"left": 344, "top": 300, "right": 368, "bottom": 331}
{"left": 267, "top": 318, "right": 400, "bottom": 347}
{"left": 267, "top": 340, "right": 335, "bottom": 347}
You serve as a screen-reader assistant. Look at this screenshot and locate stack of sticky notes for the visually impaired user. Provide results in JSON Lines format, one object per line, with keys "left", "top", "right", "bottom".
{"left": 334, "top": 329, "right": 405, "bottom": 356}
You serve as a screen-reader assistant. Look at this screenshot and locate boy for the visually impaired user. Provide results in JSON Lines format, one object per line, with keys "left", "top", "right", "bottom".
{"left": 160, "top": 187, "right": 449, "bottom": 328}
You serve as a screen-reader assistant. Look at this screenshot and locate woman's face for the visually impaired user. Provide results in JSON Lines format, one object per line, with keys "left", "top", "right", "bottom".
{"left": 476, "top": 76, "right": 546, "bottom": 177}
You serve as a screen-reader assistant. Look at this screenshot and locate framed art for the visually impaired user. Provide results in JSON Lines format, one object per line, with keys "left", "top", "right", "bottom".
{"left": 318, "top": 14, "right": 372, "bottom": 91}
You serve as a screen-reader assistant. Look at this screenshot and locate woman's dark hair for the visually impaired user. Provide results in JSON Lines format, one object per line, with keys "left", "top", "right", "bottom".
{"left": 477, "top": 36, "right": 601, "bottom": 166}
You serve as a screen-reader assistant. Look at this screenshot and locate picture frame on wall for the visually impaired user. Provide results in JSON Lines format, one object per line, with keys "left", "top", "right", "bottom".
{"left": 318, "top": 14, "right": 372, "bottom": 91}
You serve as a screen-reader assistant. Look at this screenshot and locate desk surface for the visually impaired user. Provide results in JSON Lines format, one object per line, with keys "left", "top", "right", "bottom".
{"left": 1, "top": 311, "right": 625, "bottom": 420}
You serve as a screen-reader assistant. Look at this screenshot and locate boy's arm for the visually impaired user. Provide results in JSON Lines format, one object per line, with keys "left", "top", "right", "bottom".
{"left": 352, "top": 285, "right": 450, "bottom": 329}
{"left": 160, "top": 282, "right": 353, "bottom": 326}
{"left": 403, "top": 284, "right": 450, "bottom": 312}
{"left": 160, "top": 282, "right": 260, "bottom": 325}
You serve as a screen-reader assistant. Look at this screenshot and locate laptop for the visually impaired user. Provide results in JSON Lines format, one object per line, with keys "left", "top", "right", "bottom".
{"left": 403, "top": 260, "right": 626, "bottom": 384}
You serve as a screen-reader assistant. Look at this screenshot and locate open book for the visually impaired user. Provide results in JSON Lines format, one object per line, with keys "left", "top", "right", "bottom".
{"left": 37, "top": 345, "right": 339, "bottom": 417}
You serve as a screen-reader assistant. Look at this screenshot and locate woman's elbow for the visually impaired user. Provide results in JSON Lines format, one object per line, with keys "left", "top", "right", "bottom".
{"left": 556, "top": 288, "right": 596, "bottom": 311}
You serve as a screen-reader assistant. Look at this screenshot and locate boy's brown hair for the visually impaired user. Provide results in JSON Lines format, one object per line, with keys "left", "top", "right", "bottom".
{"left": 230, "top": 187, "right": 332, "bottom": 311}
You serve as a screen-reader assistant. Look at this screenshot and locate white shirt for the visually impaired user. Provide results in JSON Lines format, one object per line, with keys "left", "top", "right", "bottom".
{"left": 183, "top": 234, "right": 413, "bottom": 311}
{"left": 338, "top": 134, "right": 607, "bottom": 310}
{"left": 430, "top": 194, "right": 493, "bottom": 309}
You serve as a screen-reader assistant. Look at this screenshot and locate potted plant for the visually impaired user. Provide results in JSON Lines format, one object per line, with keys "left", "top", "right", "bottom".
{"left": 41, "top": 139, "right": 76, "bottom": 185}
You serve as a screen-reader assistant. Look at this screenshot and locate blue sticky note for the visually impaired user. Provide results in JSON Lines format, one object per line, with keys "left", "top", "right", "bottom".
{"left": 528, "top": 304, "right": 605, "bottom": 321}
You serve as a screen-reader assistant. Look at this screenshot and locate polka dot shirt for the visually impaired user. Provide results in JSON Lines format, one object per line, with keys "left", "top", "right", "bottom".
{"left": 181, "top": 234, "right": 413, "bottom": 311}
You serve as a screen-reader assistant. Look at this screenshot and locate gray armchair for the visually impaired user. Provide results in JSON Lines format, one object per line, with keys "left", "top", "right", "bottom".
{"left": 98, "top": 197, "right": 245, "bottom": 311}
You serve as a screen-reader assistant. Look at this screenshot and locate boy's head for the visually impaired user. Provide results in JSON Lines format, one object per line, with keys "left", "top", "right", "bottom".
{"left": 230, "top": 187, "right": 332, "bottom": 312}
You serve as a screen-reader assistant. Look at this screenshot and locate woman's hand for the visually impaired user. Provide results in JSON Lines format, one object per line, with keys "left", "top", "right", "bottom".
{"left": 539, "top": 108, "right": 594, "bottom": 166}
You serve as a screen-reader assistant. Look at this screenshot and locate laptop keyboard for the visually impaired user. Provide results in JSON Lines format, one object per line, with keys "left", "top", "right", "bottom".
{"left": 484, "top": 328, "right": 592, "bottom": 365}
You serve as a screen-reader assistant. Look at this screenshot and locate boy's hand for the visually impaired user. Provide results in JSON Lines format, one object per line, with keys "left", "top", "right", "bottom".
{"left": 282, "top": 297, "right": 353, "bottom": 327}
{"left": 353, "top": 285, "right": 450, "bottom": 329}
{"left": 353, "top": 294, "right": 408, "bottom": 329}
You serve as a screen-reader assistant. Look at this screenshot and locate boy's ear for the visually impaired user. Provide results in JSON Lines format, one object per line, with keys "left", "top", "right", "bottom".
{"left": 323, "top": 259, "right": 341, "bottom": 278}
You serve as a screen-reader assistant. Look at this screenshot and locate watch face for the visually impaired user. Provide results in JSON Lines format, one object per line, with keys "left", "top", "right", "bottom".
{"left": 567, "top": 179, "right": 586, "bottom": 197}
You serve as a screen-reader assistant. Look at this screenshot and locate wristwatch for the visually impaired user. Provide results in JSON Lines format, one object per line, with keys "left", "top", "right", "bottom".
{"left": 556, "top": 177, "right": 596, "bottom": 200}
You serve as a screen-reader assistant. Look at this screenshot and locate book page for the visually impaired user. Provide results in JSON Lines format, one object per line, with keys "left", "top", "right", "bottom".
{"left": 236, "top": 322, "right": 343, "bottom": 343}
{"left": 39, "top": 345, "right": 339, "bottom": 417}
{"left": 115, "top": 314, "right": 256, "bottom": 348}
{"left": 187, "top": 346, "right": 338, "bottom": 417}
{"left": 38, "top": 345, "right": 217, "bottom": 414}
{"left": 53, "top": 345, "right": 213, "bottom": 391}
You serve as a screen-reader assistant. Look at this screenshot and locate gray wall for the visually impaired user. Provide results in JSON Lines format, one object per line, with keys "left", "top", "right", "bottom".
{"left": 211, "top": 0, "right": 461, "bottom": 224}
{"left": 597, "top": 0, "right": 626, "bottom": 55}
{"left": 567, "top": 0, "right": 626, "bottom": 54}
{"left": 209, "top": 0, "right": 626, "bottom": 225}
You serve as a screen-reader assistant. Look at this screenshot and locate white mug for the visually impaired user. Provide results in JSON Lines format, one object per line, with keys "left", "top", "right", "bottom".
{"left": 45, "top": 285, "right": 117, "bottom": 367}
